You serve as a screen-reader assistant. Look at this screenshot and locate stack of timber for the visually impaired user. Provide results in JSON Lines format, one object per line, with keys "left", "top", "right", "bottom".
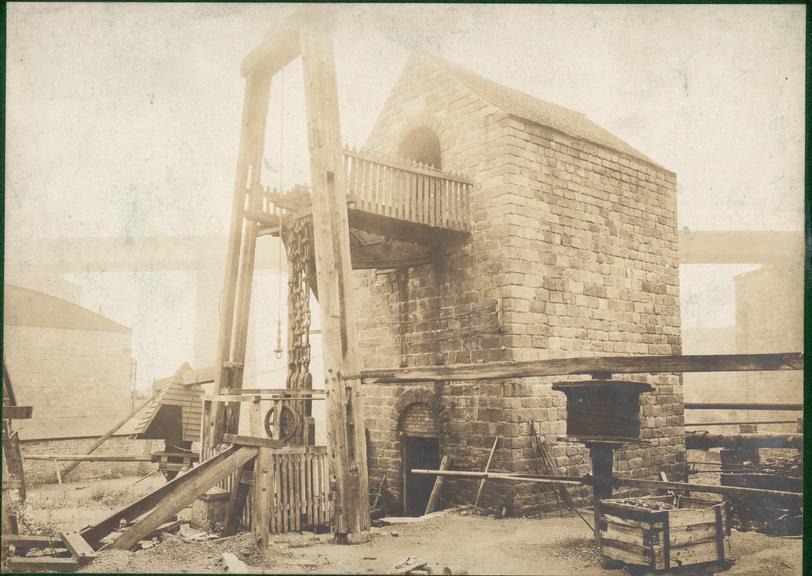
{"left": 599, "top": 495, "right": 731, "bottom": 571}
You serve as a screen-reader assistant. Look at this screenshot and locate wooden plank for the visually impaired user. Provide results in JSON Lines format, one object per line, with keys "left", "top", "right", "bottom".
{"left": 602, "top": 522, "right": 649, "bottom": 547}
{"left": 253, "top": 448, "right": 272, "bottom": 556}
{"left": 2, "top": 405, "right": 33, "bottom": 420}
{"left": 474, "top": 438, "right": 499, "bottom": 510}
{"left": 223, "top": 463, "right": 251, "bottom": 536}
{"left": 669, "top": 538, "right": 727, "bottom": 566}
{"left": 602, "top": 513, "right": 653, "bottom": 531}
{"left": 600, "top": 539, "right": 650, "bottom": 567}
{"left": 7, "top": 557, "right": 81, "bottom": 572}
{"left": 60, "top": 531, "right": 97, "bottom": 562}
{"left": 223, "top": 434, "right": 285, "bottom": 449}
{"left": 24, "top": 454, "right": 152, "bottom": 462}
{"left": 614, "top": 476, "right": 803, "bottom": 501}
{"left": 106, "top": 446, "right": 258, "bottom": 550}
{"left": 685, "top": 402, "right": 803, "bottom": 410}
{"left": 424, "top": 455, "right": 449, "bottom": 515}
{"left": 301, "top": 21, "right": 369, "bottom": 541}
{"left": 209, "top": 68, "right": 272, "bottom": 449}
{"left": 668, "top": 524, "right": 718, "bottom": 546}
{"left": 360, "top": 352, "right": 803, "bottom": 383}
{"left": 3, "top": 534, "right": 61, "bottom": 548}
{"left": 287, "top": 453, "right": 294, "bottom": 532}
{"left": 668, "top": 506, "right": 717, "bottom": 528}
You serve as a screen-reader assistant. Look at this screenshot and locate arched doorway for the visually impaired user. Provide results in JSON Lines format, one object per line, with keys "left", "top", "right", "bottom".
{"left": 399, "top": 402, "right": 441, "bottom": 516}
{"left": 397, "top": 127, "right": 442, "bottom": 169}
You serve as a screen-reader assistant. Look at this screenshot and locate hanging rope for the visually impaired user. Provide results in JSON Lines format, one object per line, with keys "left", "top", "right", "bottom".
{"left": 273, "top": 69, "right": 286, "bottom": 359}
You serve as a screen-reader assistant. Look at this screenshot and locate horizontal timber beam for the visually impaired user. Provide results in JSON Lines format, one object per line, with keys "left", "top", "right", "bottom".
{"left": 614, "top": 476, "right": 803, "bottom": 501}
{"left": 241, "top": 6, "right": 336, "bottom": 77}
{"left": 23, "top": 454, "right": 152, "bottom": 462}
{"left": 358, "top": 352, "right": 803, "bottom": 383}
{"left": 410, "top": 468, "right": 588, "bottom": 486}
{"left": 685, "top": 402, "right": 802, "bottom": 411}
{"left": 685, "top": 431, "right": 803, "bottom": 449}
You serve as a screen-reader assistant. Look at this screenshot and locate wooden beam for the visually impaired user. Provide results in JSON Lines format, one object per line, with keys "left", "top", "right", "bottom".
{"left": 60, "top": 531, "right": 97, "bottom": 562}
{"left": 411, "top": 469, "right": 587, "bottom": 486}
{"left": 6, "top": 558, "right": 80, "bottom": 572}
{"left": 222, "top": 434, "right": 285, "bottom": 449}
{"left": 473, "top": 437, "right": 499, "bottom": 511}
{"left": 359, "top": 353, "right": 803, "bottom": 383}
{"left": 613, "top": 476, "right": 803, "bottom": 501}
{"left": 348, "top": 208, "right": 466, "bottom": 246}
{"left": 301, "top": 21, "right": 369, "bottom": 541}
{"left": 209, "top": 68, "right": 273, "bottom": 449}
{"left": 81, "top": 445, "right": 246, "bottom": 545}
{"left": 2, "top": 406, "right": 32, "bottom": 420}
{"left": 424, "top": 455, "right": 449, "bottom": 515}
{"left": 60, "top": 396, "right": 153, "bottom": 480}
{"left": 685, "top": 402, "right": 803, "bottom": 411}
{"left": 240, "top": 6, "right": 336, "bottom": 78}
{"left": 685, "top": 431, "right": 803, "bottom": 450}
{"left": 252, "top": 447, "right": 272, "bottom": 558}
{"left": 107, "top": 446, "right": 258, "bottom": 550}
{"left": 2, "top": 534, "right": 61, "bottom": 549}
{"left": 23, "top": 454, "right": 152, "bottom": 462}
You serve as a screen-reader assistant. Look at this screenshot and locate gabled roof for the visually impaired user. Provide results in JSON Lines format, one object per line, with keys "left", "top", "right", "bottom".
{"left": 3, "top": 284, "right": 130, "bottom": 334}
{"left": 415, "top": 51, "right": 666, "bottom": 171}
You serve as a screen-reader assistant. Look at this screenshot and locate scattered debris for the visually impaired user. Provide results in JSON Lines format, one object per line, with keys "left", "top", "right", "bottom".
{"left": 442, "top": 567, "right": 468, "bottom": 576}
{"left": 607, "top": 497, "right": 676, "bottom": 511}
{"left": 388, "top": 556, "right": 428, "bottom": 575}
{"left": 222, "top": 552, "right": 252, "bottom": 573}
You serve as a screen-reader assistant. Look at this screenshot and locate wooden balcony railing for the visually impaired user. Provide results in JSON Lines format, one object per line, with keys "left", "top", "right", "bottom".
{"left": 342, "top": 148, "right": 472, "bottom": 232}
{"left": 261, "top": 149, "right": 473, "bottom": 232}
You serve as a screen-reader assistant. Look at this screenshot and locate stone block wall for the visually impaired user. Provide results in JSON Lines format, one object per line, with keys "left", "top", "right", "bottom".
{"left": 356, "top": 52, "right": 684, "bottom": 516}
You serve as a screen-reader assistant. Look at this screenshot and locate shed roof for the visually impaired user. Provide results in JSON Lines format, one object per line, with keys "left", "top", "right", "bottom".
{"left": 3, "top": 284, "right": 130, "bottom": 334}
{"left": 416, "top": 51, "right": 667, "bottom": 171}
{"left": 133, "top": 382, "right": 202, "bottom": 442}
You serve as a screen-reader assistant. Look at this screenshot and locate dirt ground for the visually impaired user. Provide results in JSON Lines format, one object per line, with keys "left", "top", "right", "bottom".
{"left": 14, "top": 476, "right": 803, "bottom": 575}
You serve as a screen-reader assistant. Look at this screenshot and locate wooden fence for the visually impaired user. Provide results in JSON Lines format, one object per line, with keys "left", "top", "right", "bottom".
{"left": 343, "top": 149, "right": 472, "bottom": 231}
{"left": 212, "top": 445, "right": 331, "bottom": 534}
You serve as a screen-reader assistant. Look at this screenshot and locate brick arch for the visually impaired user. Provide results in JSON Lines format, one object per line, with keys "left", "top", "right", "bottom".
{"left": 396, "top": 116, "right": 448, "bottom": 167}
{"left": 393, "top": 387, "right": 450, "bottom": 434}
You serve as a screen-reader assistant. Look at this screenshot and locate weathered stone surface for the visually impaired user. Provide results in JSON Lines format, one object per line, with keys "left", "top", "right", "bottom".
{"left": 356, "top": 53, "right": 684, "bottom": 515}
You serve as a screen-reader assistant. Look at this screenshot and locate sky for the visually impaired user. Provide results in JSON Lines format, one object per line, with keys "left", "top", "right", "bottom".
{"left": 5, "top": 4, "right": 806, "bottom": 389}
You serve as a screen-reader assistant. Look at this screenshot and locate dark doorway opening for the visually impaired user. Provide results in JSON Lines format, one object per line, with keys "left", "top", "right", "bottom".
{"left": 402, "top": 435, "right": 440, "bottom": 516}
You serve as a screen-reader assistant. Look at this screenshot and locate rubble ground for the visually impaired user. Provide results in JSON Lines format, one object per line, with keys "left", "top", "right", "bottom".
{"left": 18, "top": 477, "right": 803, "bottom": 575}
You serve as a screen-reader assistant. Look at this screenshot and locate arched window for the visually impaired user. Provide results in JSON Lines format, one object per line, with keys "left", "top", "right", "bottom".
{"left": 397, "top": 127, "right": 442, "bottom": 169}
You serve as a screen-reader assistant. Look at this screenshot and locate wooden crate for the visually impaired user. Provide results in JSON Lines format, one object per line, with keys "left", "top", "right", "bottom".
{"left": 600, "top": 495, "right": 731, "bottom": 571}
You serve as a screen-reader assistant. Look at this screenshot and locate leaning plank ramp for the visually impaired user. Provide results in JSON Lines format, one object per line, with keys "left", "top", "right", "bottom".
{"left": 81, "top": 445, "right": 257, "bottom": 550}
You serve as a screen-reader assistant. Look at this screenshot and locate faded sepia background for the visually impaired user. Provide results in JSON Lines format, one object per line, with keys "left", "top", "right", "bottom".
{"left": 4, "top": 4, "right": 804, "bottom": 446}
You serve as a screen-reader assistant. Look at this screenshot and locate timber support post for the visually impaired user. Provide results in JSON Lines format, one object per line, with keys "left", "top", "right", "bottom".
{"left": 587, "top": 443, "right": 615, "bottom": 544}
{"left": 300, "top": 16, "right": 370, "bottom": 542}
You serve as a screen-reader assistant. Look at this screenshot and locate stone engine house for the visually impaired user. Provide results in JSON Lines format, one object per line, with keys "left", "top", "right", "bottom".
{"left": 356, "top": 52, "right": 684, "bottom": 516}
